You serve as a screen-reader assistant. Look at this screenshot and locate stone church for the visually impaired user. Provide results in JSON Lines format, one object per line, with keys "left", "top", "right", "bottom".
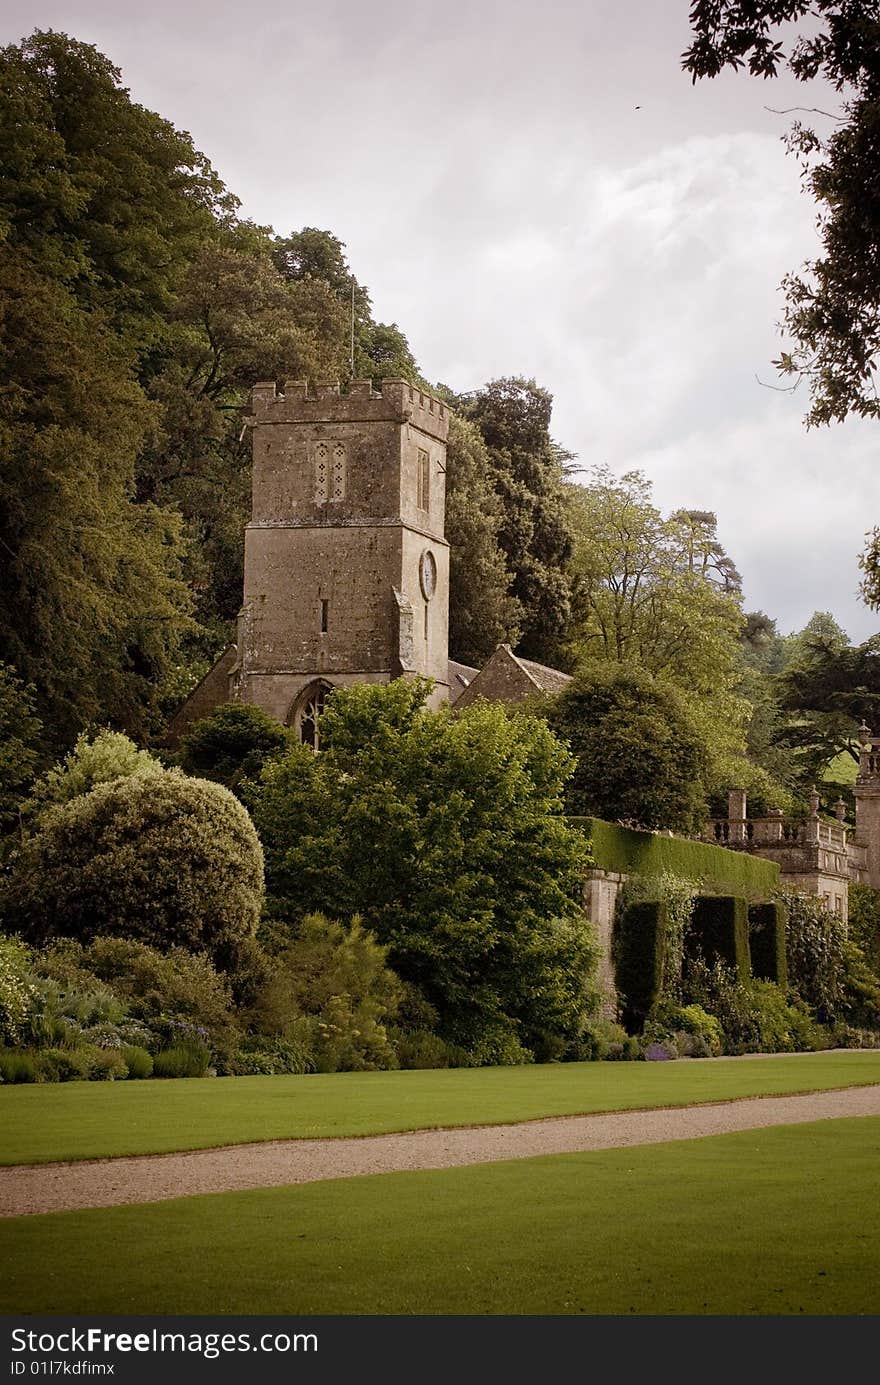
{"left": 167, "top": 373, "right": 880, "bottom": 910}
{"left": 167, "top": 376, "right": 569, "bottom": 747}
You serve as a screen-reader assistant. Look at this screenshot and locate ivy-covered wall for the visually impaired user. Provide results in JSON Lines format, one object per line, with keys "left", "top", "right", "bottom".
{"left": 572, "top": 817, "right": 780, "bottom": 898}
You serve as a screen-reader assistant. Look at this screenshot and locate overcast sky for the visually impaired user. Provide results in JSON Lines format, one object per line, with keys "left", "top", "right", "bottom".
{"left": 3, "top": 0, "right": 878, "bottom": 641}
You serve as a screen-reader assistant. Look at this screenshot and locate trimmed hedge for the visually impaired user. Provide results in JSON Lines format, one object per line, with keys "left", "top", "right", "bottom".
{"left": 749, "top": 902, "right": 788, "bottom": 988}
{"left": 574, "top": 817, "right": 779, "bottom": 898}
{"left": 614, "top": 900, "right": 668, "bottom": 1032}
{"left": 689, "top": 896, "right": 751, "bottom": 981}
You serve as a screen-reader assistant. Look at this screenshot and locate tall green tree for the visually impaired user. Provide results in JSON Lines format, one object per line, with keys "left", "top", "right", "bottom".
{"left": 273, "top": 227, "right": 422, "bottom": 385}
{"left": 0, "top": 247, "right": 192, "bottom": 743}
{"left": 683, "top": 2, "right": 880, "bottom": 426}
{"left": 549, "top": 662, "right": 712, "bottom": 833}
{"left": 562, "top": 467, "right": 791, "bottom": 809}
{"left": 0, "top": 30, "right": 232, "bottom": 359}
{"left": 459, "top": 378, "right": 575, "bottom": 661}
{"left": 138, "top": 237, "right": 348, "bottom": 628}
{"left": 774, "top": 628, "right": 880, "bottom": 780}
{"left": 245, "top": 679, "right": 597, "bottom": 1061}
{"left": 443, "top": 415, "right": 523, "bottom": 665}
{"left": 565, "top": 468, "right": 745, "bottom": 692}
{"left": 684, "top": 5, "right": 880, "bottom": 604}
{"left": 0, "top": 664, "right": 44, "bottom": 841}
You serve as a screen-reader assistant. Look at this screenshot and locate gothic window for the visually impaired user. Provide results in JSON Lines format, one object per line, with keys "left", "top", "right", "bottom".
{"left": 294, "top": 680, "right": 332, "bottom": 751}
{"left": 332, "top": 443, "right": 346, "bottom": 500}
{"left": 314, "top": 442, "right": 346, "bottom": 503}
{"left": 417, "top": 448, "right": 430, "bottom": 511}
{"left": 314, "top": 442, "right": 329, "bottom": 503}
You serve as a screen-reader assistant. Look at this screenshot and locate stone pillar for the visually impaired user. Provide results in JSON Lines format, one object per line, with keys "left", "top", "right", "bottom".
{"left": 854, "top": 728, "right": 880, "bottom": 889}
{"left": 582, "top": 870, "right": 624, "bottom": 1019}
{"left": 727, "top": 788, "right": 747, "bottom": 843}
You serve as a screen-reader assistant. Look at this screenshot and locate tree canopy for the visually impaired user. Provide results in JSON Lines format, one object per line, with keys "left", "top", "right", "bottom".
{"left": 456, "top": 378, "right": 575, "bottom": 662}
{"left": 684, "top": 2, "right": 880, "bottom": 426}
{"left": 244, "top": 679, "right": 598, "bottom": 1062}
{"left": 443, "top": 414, "right": 523, "bottom": 665}
{"left": 549, "top": 662, "right": 712, "bottom": 833}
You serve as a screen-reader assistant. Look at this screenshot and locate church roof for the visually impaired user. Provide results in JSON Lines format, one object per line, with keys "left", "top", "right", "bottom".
{"left": 448, "top": 659, "right": 480, "bottom": 704}
{"left": 513, "top": 655, "right": 573, "bottom": 695}
{"left": 449, "top": 643, "right": 572, "bottom": 711}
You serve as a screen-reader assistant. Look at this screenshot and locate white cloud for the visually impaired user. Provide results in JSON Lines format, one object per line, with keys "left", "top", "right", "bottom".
{"left": 1, "top": 0, "right": 876, "bottom": 643}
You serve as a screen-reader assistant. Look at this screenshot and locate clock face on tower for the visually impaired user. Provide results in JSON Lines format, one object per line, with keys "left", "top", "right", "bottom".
{"left": 419, "top": 549, "right": 437, "bottom": 601}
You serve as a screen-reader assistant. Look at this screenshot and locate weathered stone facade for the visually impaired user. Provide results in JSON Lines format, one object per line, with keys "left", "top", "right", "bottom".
{"left": 705, "top": 788, "right": 857, "bottom": 922}
{"left": 232, "top": 379, "right": 450, "bottom": 732}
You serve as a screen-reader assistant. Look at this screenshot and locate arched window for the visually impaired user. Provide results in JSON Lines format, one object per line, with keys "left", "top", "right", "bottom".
{"left": 290, "top": 680, "right": 333, "bottom": 750}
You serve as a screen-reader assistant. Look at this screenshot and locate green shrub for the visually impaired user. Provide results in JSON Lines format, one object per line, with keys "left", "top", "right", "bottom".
{"left": 848, "top": 883, "right": 880, "bottom": 978}
{"left": 244, "top": 914, "right": 402, "bottom": 1073}
{"left": 443, "top": 1016, "right": 534, "bottom": 1068}
{"left": 224, "top": 1038, "right": 313, "bottom": 1077}
{"left": 121, "top": 1044, "right": 153, "bottom": 1079}
{"left": 615, "top": 873, "right": 697, "bottom": 1005}
{"left": 573, "top": 1016, "right": 640, "bottom": 1061}
{"left": 33, "top": 1047, "right": 92, "bottom": 1082}
{"left": 68, "top": 937, "right": 237, "bottom": 1055}
{"left": 152, "top": 1043, "right": 210, "bottom": 1078}
{"left": 831, "top": 1024, "right": 880, "bottom": 1049}
{"left": 27, "top": 730, "right": 163, "bottom": 820}
{"left": 178, "top": 704, "right": 291, "bottom": 789}
{"left": 643, "top": 1002, "right": 724, "bottom": 1056}
{"left": 391, "top": 1028, "right": 462, "bottom": 1069}
{"left": 0, "top": 1049, "right": 39, "bottom": 1083}
{"left": 613, "top": 899, "right": 667, "bottom": 1032}
{"left": 579, "top": 817, "right": 780, "bottom": 897}
{"left": 780, "top": 890, "right": 847, "bottom": 1022}
{"left": 81, "top": 1046, "right": 129, "bottom": 1081}
{"left": 749, "top": 902, "right": 788, "bottom": 986}
{"left": 683, "top": 958, "right": 828, "bottom": 1054}
{"left": 688, "top": 896, "right": 751, "bottom": 981}
{"left": 839, "top": 939, "right": 880, "bottom": 1030}
{"left": 0, "top": 934, "right": 36, "bottom": 1044}
{"left": 3, "top": 771, "right": 264, "bottom": 976}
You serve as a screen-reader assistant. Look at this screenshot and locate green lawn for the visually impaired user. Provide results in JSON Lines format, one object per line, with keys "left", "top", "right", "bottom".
{"left": 3, "top": 1117, "right": 878, "bottom": 1314}
{"left": 1, "top": 1051, "right": 878, "bottom": 1165}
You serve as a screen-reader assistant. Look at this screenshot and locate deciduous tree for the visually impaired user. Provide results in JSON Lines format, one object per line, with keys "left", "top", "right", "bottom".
{"left": 245, "top": 679, "right": 597, "bottom": 1061}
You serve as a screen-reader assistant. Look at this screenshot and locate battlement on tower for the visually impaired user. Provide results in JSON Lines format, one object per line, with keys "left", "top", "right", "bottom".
{"left": 248, "top": 377, "right": 450, "bottom": 443}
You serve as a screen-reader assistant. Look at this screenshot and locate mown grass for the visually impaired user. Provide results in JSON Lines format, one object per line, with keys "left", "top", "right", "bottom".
{"left": 1, "top": 1051, "right": 878, "bottom": 1165}
{"left": 2, "top": 1117, "right": 878, "bottom": 1314}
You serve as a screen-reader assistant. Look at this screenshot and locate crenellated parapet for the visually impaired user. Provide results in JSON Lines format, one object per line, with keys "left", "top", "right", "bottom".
{"left": 248, "top": 377, "right": 450, "bottom": 443}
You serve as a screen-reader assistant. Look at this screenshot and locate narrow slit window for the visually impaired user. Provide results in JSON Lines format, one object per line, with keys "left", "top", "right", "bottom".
{"left": 417, "top": 448, "right": 430, "bottom": 511}
{"left": 424, "top": 601, "right": 429, "bottom": 641}
{"left": 320, "top": 599, "right": 329, "bottom": 633}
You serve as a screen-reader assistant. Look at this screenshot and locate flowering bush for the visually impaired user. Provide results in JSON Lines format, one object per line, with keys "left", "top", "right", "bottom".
{"left": 0, "top": 935, "right": 36, "bottom": 1045}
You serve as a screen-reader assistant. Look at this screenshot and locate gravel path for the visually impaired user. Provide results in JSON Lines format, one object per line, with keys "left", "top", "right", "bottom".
{"left": 4, "top": 1083, "right": 880, "bottom": 1218}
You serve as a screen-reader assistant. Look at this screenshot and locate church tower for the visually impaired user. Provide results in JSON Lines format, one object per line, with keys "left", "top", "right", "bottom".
{"left": 234, "top": 378, "right": 450, "bottom": 743}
